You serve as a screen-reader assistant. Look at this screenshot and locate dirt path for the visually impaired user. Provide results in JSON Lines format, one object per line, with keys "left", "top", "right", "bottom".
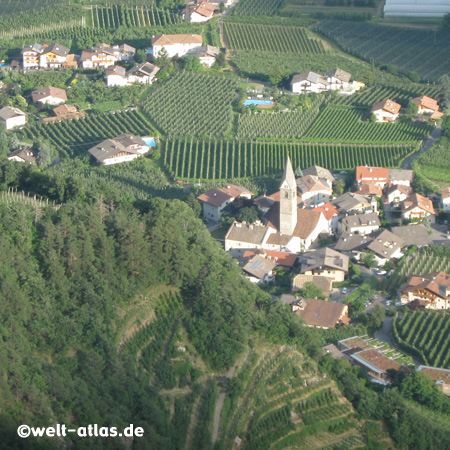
{"left": 210, "top": 349, "right": 249, "bottom": 450}
{"left": 184, "top": 382, "right": 209, "bottom": 450}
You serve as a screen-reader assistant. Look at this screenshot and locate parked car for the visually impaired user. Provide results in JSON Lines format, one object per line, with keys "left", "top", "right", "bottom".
{"left": 377, "top": 271, "right": 387, "bottom": 276}
{"left": 341, "top": 287, "right": 347, "bottom": 294}
{"left": 385, "top": 300, "right": 391, "bottom": 306}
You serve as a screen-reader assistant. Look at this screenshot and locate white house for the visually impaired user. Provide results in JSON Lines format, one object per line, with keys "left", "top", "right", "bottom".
{"left": 0, "top": 107, "right": 27, "bottom": 130}
{"left": 371, "top": 99, "right": 401, "bottom": 122}
{"left": 412, "top": 96, "right": 440, "bottom": 114}
{"left": 312, "top": 203, "right": 340, "bottom": 234}
{"left": 126, "top": 62, "right": 160, "bottom": 84}
{"left": 21, "top": 42, "right": 43, "bottom": 69}
{"left": 296, "top": 174, "right": 332, "bottom": 207}
{"left": 389, "top": 169, "right": 414, "bottom": 186}
{"left": 291, "top": 72, "right": 328, "bottom": 94}
{"left": 441, "top": 188, "right": 450, "bottom": 212}
{"left": 324, "top": 68, "right": 352, "bottom": 90}
{"left": 80, "top": 44, "right": 135, "bottom": 69}
{"left": 31, "top": 86, "right": 67, "bottom": 109}
{"left": 366, "top": 229, "right": 405, "bottom": 266}
{"left": 105, "top": 66, "right": 128, "bottom": 87}
{"left": 151, "top": 34, "right": 203, "bottom": 58}
{"left": 401, "top": 193, "right": 435, "bottom": 222}
{"left": 197, "top": 184, "right": 253, "bottom": 222}
{"left": 7, "top": 148, "right": 35, "bottom": 163}
{"left": 356, "top": 166, "right": 390, "bottom": 187}
{"left": 39, "top": 43, "right": 70, "bottom": 68}
{"left": 88, "top": 134, "right": 150, "bottom": 165}
{"left": 385, "top": 184, "right": 413, "bottom": 204}
{"left": 187, "top": 45, "right": 220, "bottom": 67}
{"left": 182, "top": 1, "right": 217, "bottom": 22}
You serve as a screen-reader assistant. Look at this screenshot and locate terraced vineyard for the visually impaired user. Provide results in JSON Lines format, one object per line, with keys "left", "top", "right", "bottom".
{"left": 90, "top": 5, "right": 180, "bottom": 28}
{"left": 237, "top": 96, "right": 325, "bottom": 139}
{"left": 163, "top": 139, "right": 416, "bottom": 180}
{"left": 216, "top": 346, "right": 366, "bottom": 450}
{"left": 230, "top": 0, "right": 284, "bottom": 16}
{"left": 142, "top": 72, "right": 238, "bottom": 137}
{"left": 303, "top": 106, "right": 431, "bottom": 144}
{"left": 19, "top": 110, "right": 155, "bottom": 158}
{"left": 332, "top": 85, "right": 440, "bottom": 108}
{"left": 394, "top": 311, "right": 450, "bottom": 369}
{"left": 315, "top": 19, "right": 450, "bottom": 81}
{"left": 224, "top": 22, "right": 325, "bottom": 54}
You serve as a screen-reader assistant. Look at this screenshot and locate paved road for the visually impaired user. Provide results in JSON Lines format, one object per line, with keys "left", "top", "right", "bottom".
{"left": 375, "top": 316, "right": 394, "bottom": 346}
{"left": 401, "top": 123, "right": 441, "bottom": 170}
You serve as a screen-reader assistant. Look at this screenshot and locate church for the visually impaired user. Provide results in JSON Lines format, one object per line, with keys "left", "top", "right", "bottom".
{"left": 225, "top": 157, "right": 329, "bottom": 255}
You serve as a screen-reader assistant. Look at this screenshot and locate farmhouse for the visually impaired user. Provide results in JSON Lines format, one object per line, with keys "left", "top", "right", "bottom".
{"left": 39, "top": 43, "right": 70, "bottom": 68}
{"left": 399, "top": 271, "right": 450, "bottom": 310}
{"left": 151, "top": 34, "right": 203, "bottom": 58}
{"left": 0, "top": 107, "right": 27, "bottom": 130}
{"left": 412, "top": 96, "right": 440, "bottom": 114}
{"left": 198, "top": 184, "right": 253, "bottom": 222}
{"left": 389, "top": 168, "right": 414, "bottom": 186}
{"left": 441, "top": 187, "right": 450, "bottom": 212}
{"left": 418, "top": 366, "right": 450, "bottom": 397}
{"left": 340, "top": 212, "right": 381, "bottom": 235}
{"left": 43, "top": 105, "right": 85, "bottom": 123}
{"left": 371, "top": 99, "right": 401, "bottom": 122}
{"left": 81, "top": 44, "right": 135, "bottom": 69}
{"left": 88, "top": 134, "right": 150, "bottom": 165}
{"left": 187, "top": 45, "right": 220, "bottom": 67}
{"left": 182, "top": 1, "right": 217, "bottom": 22}
{"left": 299, "top": 247, "right": 349, "bottom": 282}
{"left": 127, "top": 62, "right": 160, "bottom": 84}
{"left": 324, "top": 68, "right": 352, "bottom": 90}
{"left": 291, "top": 72, "right": 328, "bottom": 94}
{"left": 401, "top": 193, "right": 435, "bottom": 222}
{"left": 296, "top": 174, "right": 332, "bottom": 206}
{"left": 291, "top": 298, "right": 349, "bottom": 329}
{"left": 105, "top": 66, "right": 128, "bottom": 87}
{"left": 31, "top": 86, "right": 67, "bottom": 109}
{"left": 7, "top": 148, "right": 35, "bottom": 163}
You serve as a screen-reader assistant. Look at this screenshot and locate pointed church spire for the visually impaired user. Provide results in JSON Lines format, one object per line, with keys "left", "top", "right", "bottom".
{"left": 280, "top": 155, "right": 296, "bottom": 191}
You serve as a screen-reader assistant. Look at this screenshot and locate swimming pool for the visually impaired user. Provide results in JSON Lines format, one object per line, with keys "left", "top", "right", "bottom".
{"left": 142, "top": 137, "right": 156, "bottom": 147}
{"left": 244, "top": 99, "right": 274, "bottom": 106}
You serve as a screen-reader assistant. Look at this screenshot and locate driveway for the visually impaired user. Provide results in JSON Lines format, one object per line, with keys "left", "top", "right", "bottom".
{"left": 375, "top": 316, "right": 394, "bottom": 346}
{"left": 401, "top": 123, "right": 441, "bottom": 170}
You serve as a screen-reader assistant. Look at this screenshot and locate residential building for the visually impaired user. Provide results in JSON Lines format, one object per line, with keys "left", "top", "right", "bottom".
{"left": 385, "top": 184, "right": 413, "bottom": 204}
{"left": 356, "top": 183, "right": 383, "bottom": 197}
{"left": 324, "top": 68, "right": 352, "bottom": 90}
{"left": 182, "top": 0, "right": 217, "bottom": 22}
{"left": 300, "top": 247, "right": 349, "bottom": 282}
{"left": 7, "top": 148, "right": 35, "bottom": 163}
{"left": 332, "top": 192, "right": 377, "bottom": 215}
{"left": 225, "top": 221, "right": 270, "bottom": 253}
{"left": 412, "top": 96, "right": 440, "bottom": 114}
{"left": 340, "top": 212, "right": 381, "bottom": 235}
{"left": 243, "top": 249, "right": 298, "bottom": 268}
{"left": 390, "top": 224, "right": 433, "bottom": 247}
{"left": 21, "top": 42, "right": 43, "bottom": 69}
{"left": 388, "top": 169, "right": 414, "bottom": 186}
{"left": 399, "top": 271, "right": 450, "bottom": 310}
{"left": 366, "top": 229, "right": 405, "bottom": 266}
{"left": 291, "top": 72, "right": 328, "bottom": 94}
{"left": 80, "top": 43, "right": 135, "bottom": 69}
{"left": 31, "top": 86, "right": 67, "bottom": 109}
{"left": 42, "top": 105, "right": 85, "bottom": 123}
{"left": 296, "top": 175, "right": 332, "bottom": 206}
{"left": 39, "top": 43, "right": 70, "bottom": 68}
{"left": 187, "top": 45, "right": 220, "bottom": 67}
{"left": 242, "top": 255, "right": 276, "bottom": 284}
{"left": 292, "top": 274, "right": 333, "bottom": 297}
{"left": 356, "top": 166, "right": 390, "bottom": 187}
{"left": 441, "top": 187, "right": 450, "bottom": 212}
{"left": 291, "top": 298, "right": 349, "bottom": 329}
{"left": 335, "top": 232, "right": 372, "bottom": 255}
{"left": 151, "top": 34, "right": 203, "bottom": 58}
{"left": 88, "top": 134, "right": 150, "bottom": 165}
{"left": 371, "top": 99, "right": 401, "bottom": 122}
{"left": 0, "top": 107, "right": 27, "bottom": 130}
{"left": 312, "top": 203, "right": 340, "bottom": 233}
{"left": 302, "top": 165, "right": 335, "bottom": 186}
{"left": 126, "top": 62, "right": 159, "bottom": 84}
{"left": 198, "top": 184, "right": 253, "bottom": 222}
{"left": 105, "top": 65, "right": 128, "bottom": 87}
{"left": 418, "top": 366, "right": 450, "bottom": 396}
{"left": 401, "top": 193, "right": 435, "bottom": 222}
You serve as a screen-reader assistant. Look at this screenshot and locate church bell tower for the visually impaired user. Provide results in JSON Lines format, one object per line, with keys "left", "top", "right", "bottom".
{"left": 279, "top": 156, "right": 297, "bottom": 235}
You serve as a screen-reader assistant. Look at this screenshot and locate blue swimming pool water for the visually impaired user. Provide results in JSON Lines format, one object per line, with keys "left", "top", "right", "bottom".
{"left": 0, "top": 63, "right": 9, "bottom": 67}
{"left": 244, "top": 99, "right": 273, "bottom": 106}
{"left": 142, "top": 137, "right": 156, "bottom": 147}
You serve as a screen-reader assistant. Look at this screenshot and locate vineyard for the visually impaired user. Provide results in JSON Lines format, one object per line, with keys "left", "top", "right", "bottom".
{"left": 417, "top": 138, "right": 450, "bottom": 183}
{"left": 315, "top": 20, "right": 450, "bottom": 81}
{"left": 303, "top": 106, "right": 431, "bottom": 144}
{"left": 0, "top": 0, "right": 63, "bottom": 16}
{"left": 89, "top": 5, "right": 180, "bottom": 29}
{"left": 163, "top": 138, "right": 416, "bottom": 180}
{"left": 385, "top": 247, "right": 450, "bottom": 293}
{"left": 215, "top": 346, "right": 366, "bottom": 450}
{"left": 331, "top": 85, "right": 440, "bottom": 109}
{"left": 230, "top": 0, "right": 284, "bottom": 16}
{"left": 237, "top": 96, "right": 325, "bottom": 139}
{"left": 224, "top": 22, "right": 325, "bottom": 54}
{"left": 394, "top": 311, "right": 450, "bottom": 369}
{"left": 141, "top": 72, "right": 238, "bottom": 137}
{"left": 19, "top": 110, "right": 155, "bottom": 158}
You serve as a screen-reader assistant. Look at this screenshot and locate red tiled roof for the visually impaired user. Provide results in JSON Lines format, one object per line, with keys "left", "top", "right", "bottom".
{"left": 312, "top": 203, "right": 339, "bottom": 220}
{"left": 197, "top": 188, "right": 232, "bottom": 207}
{"left": 356, "top": 166, "right": 389, "bottom": 182}
{"left": 400, "top": 271, "right": 450, "bottom": 299}
{"left": 357, "top": 183, "right": 383, "bottom": 196}
{"left": 371, "top": 98, "right": 401, "bottom": 115}
{"left": 354, "top": 349, "right": 402, "bottom": 373}
{"left": 412, "top": 96, "right": 439, "bottom": 112}
{"left": 293, "top": 298, "right": 348, "bottom": 328}
{"left": 401, "top": 193, "right": 435, "bottom": 215}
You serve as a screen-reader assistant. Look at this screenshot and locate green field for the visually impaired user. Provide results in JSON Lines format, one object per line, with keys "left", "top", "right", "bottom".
{"left": 224, "top": 22, "right": 325, "bottom": 54}
{"left": 394, "top": 311, "right": 450, "bottom": 369}
{"left": 315, "top": 19, "right": 450, "bottom": 81}
{"left": 230, "top": 0, "right": 284, "bottom": 16}
{"left": 163, "top": 139, "right": 416, "bottom": 180}
{"left": 416, "top": 138, "right": 450, "bottom": 183}
{"left": 303, "top": 106, "right": 432, "bottom": 144}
